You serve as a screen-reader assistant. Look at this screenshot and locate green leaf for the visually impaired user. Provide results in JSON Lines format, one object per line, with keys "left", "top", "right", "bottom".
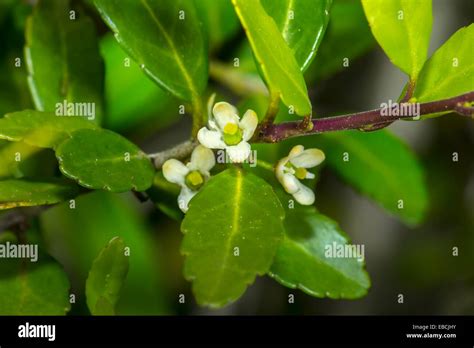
{"left": 0, "top": 143, "right": 58, "bottom": 180}
{"left": 0, "top": 141, "right": 43, "bottom": 179}
{"left": 0, "top": 227, "right": 71, "bottom": 315}
{"left": 270, "top": 205, "right": 370, "bottom": 299}
{"left": 0, "top": 233, "right": 71, "bottom": 315}
{"left": 413, "top": 24, "right": 474, "bottom": 103}
{"left": 100, "top": 34, "right": 179, "bottom": 133}
{"left": 181, "top": 168, "right": 285, "bottom": 307}
{"left": 25, "top": 0, "right": 104, "bottom": 121}
{"left": 86, "top": 237, "right": 129, "bottom": 315}
{"left": 0, "top": 110, "right": 97, "bottom": 149}
{"left": 40, "top": 191, "right": 169, "bottom": 315}
{"left": 0, "top": 179, "right": 79, "bottom": 210}
{"left": 232, "top": 0, "right": 311, "bottom": 116}
{"left": 194, "top": 0, "right": 240, "bottom": 51}
{"left": 361, "top": 0, "right": 432, "bottom": 79}
{"left": 56, "top": 128, "right": 155, "bottom": 192}
{"left": 305, "top": 0, "right": 375, "bottom": 82}
{"left": 317, "top": 130, "right": 428, "bottom": 226}
{"left": 261, "top": 0, "right": 332, "bottom": 72}
{"left": 94, "top": 0, "right": 208, "bottom": 101}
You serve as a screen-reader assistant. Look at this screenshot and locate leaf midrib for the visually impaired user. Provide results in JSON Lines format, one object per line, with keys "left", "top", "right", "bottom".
{"left": 67, "top": 154, "right": 146, "bottom": 168}
{"left": 140, "top": 0, "right": 199, "bottom": 100}
{"left": 208, "top": 170, "right": 243, "bottom": 300}
{"left": 58, "top": 12, "right": 71, "bottom": 102}
{"left": 400, "top": 0, "right": 417, "bottom": 78}
{"left": 256, "top": 27, "right": 308, "bottom": 103}
{"left": 285, "top": 234, "right": 367, "bottom": 289}
{"left": 234, "top": 0, "right": 309, "bottom": 113}
{"left": 280, "top": 0, "right": 295, "bottom": 40}
{"left": 17, "top": 260, "right": 61, "bottom": 314}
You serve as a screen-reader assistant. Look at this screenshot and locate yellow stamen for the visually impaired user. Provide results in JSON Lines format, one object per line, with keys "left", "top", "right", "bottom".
{"left": 295, "top": 167, "right": 308, "bottom": 180}
{"left": 185, "top": 171, "right": 204, "bottom": 190}
{"left": 223, "top": 123, "right": 239, "bottom": 135}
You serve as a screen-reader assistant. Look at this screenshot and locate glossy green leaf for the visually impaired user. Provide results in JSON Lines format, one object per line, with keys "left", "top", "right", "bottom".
{"left": 270, "top": 206, "right": 370, "bottom": 299}
{"left": 94, "top": 0, "right": 208, "bottom": 101}
{"left": 0, "top": 110, "right": 97, "bottom": 148}
{"left": 361, "top": 0, "right": 432, "bottom": 79}
{"left": 0, "top": 141, "right": 43, "bottom": 179}
{"left": 40, "top": 191, "right": 169, "bottom": 315}
{"left": 413, "top": 24, "right": 474, "bottom": 103}
{"left": 0, "top": 241, "right": 71, "bottom": 315}
{"left": 306, "top": 0, "right": 375, "bottom": 82}
{"left": 0, "top": 142, "right": 58, "bottom": 180}
{"left": 86, "top": 237, "right": 129, "bottom": 315}
{"left": 100, "top": 34, "right": 179, "bottom": 133}
{"left": 317, "top": 130, "right": 428, "bottom": 226}
{"left": 261, "top": 0, "right": 332, "bottom": 72}
{"left": 25, "top": 0, "right": 104, "bottom": 120}
{"left": 0, "top": 179, "right": 79, "bottom": 210}
{"left": 232, "top": 0, "right": 311, "bottom": 116}
{"left": 181, "top": 168, "right": 285, "bottom": 307}
{"left": 56, "top": 128, "right": 155, "bottom": 192}
{"left": 194, "top": 0, "right": 240, "bottom": 51}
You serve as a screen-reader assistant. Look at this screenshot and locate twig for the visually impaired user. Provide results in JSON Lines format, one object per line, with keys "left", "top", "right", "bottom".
{"left": 149, "top": 139, "right": 198, "bottom": 169}
{"left": 401, "top": 79, "right": 416, "bottom": 102}
{"left": 259, "top": 91, "right": 474, "bottom": 143}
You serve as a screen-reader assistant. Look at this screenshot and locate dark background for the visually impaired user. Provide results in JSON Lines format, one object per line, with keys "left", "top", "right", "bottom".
{"left": 0, "top": 0, "right": 473, "bottom": 315}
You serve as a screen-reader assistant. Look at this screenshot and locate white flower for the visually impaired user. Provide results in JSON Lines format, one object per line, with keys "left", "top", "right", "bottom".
{"left": 162, "top": 145, "right": 215, "bottom": 213}
{"left": 275, "top": 145, "right": 325, "bottom": 205}
{"left": 197, "top": 101, "right": 258, "bottom": 163}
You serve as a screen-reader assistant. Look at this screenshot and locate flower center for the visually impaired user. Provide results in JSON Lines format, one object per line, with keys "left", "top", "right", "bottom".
{"left": 223, "top": 122, "right": 238, "bottom": 135}
{"left": 222, "top": 122, "right": 243, "bottom": 146}
{"left": 295, "top": 167, "right": 308, "bottom": 180}
{"left": 185, "top": 170, "right": 204, "bottom": 190}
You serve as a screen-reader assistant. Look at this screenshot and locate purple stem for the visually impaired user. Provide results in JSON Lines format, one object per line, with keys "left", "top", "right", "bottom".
{"left": 259, "top": 91, "right": 474, "bottom": 143}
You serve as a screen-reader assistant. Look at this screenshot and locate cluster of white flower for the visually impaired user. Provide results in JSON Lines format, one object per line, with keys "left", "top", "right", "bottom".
{"left": 162, "top": 100, "right": 325, "bottom": 212}
{"left": 275, "top": 145, "right": 325, "bottom": 205}
{"left": 162, "top": 145, "right": 215, "bottom": 213}
{"left": 197, "top": 101, "right": 258, "bottom": 163}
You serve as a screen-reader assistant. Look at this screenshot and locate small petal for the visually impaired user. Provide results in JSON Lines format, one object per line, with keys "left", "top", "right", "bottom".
{"left": 275, "top": 157, "right": 293, "bottom": 187}
{"left": 213, "top": 102, "right": 240, "bottom": 129}
{"left": 240, "top": 109, "right": 258, "bottom": 141}
{"left": 163, "top": 159, "right": 189, "bottom": 186}
{"left": 306, "top": 171, "right": 316, "bottom": 179}
{"left": 275, "top": 157, "right": 289, "bottom": 176}
{"left": 290, "top": 148, "right": 325, "bottom": 168}
{"left": 226, "top": 141, "right": 251, "bottom": 163}
{"left": 177, "top": 186, "right": 197, "bottom": 213}
{"left": 293, "top": 184, "right": 315, "bottom": 205}
{"left": 188, "top": 145, "right": 215, "bottom": 173}
{"left": 197, "top": 127, "right": 226, "bottom": 149}
{"left": 281, "top": 173, "right": 300, "bottom": 194}
{"left": 208, "top": 118, "right": 219, "bottom": 131}
{"left": 288, "top": 145, "right": 305, "bottom": 158}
